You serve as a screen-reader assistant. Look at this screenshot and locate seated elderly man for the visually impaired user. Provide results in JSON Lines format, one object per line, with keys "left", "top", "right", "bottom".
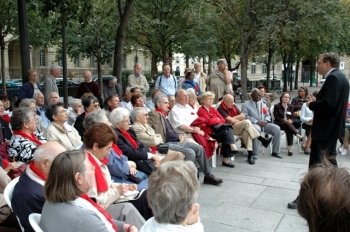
{"left": 12, "top": 141, "right": 66, "bottom": 232}
{"left": 241, "top": 88, "right": 282, "bottom": 159}
{"left": 168, "top": 89, "right": 222, "bottom": 185}
{"left": 140, "top": 160, "right": 203, "bottom": 232}
{"left": 217, "top": 94, "right": 272, "bottom": 164}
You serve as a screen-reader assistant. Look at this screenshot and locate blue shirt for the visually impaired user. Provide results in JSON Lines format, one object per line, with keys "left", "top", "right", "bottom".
{"left": 155, "top": 75, "right": 177, "bottom": 96}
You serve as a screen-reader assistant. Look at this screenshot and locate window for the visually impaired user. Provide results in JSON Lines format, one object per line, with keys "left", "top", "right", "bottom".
{"left": 134, "top": 55, "right": 139, "bottom": 64}
{"left": 39, "top": 49, "right": 46, "bottom": 67}
{"left": 251, "top": 63, "right": 256, "bottom": 74}
{"left": 262, "top": 64, "right": 267, "bottom": 74}
{"left": 89, "top": 56, "right": 96, "bottom": 68}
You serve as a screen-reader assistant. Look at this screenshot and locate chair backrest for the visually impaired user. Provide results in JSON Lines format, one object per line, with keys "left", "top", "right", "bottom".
{"left": 3, "top": 176, "right": 25, "bottom": 231}
{"left": 270, "top": 104, "right": 275, "bottom": 122}
{"left": 3, "top": 176, "right": 20, "bottom": 209}
{"left": 29, "top": 213, "right": 43, "bottom": 232}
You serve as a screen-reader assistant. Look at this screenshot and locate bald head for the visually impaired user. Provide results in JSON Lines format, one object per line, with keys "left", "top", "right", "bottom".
{"left": 83, "top": 70, "right": 92, "bottom": 82}
{"left": 175, "top": 89, "right": 188, "bottom": 106}
{"left": 222, "top": 94, "right": 234, "bottom": 109}
{"left": 32, "top": 141, "right": 66, "bottom": 177}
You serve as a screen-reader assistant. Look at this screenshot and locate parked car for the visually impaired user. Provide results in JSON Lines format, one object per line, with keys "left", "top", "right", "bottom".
{"left": 0, "top": 80, "right": 19, "bottom": 89}
{"left": 11, "top": 79, "right": 23, "bottom": 87}
{"left": 92, "top": 75, "right": 116, "bottom": 84}
{"left": 41, "top": 77, "right": 79, "bottom": 87}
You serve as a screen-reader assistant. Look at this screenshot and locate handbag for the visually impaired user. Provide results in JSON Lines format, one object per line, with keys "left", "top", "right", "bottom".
{"left": 156, "top": 143, "right": 169, "bottom": 154}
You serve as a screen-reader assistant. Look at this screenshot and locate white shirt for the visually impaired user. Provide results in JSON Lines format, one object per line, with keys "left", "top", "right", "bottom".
{"left": 168, "top": 103, "right": 198, "bottom": 134}
{"left": 300, "top": 102, "right": 313, "bottom": 123}
{"left": 140, "top": 217, "right": 204, "bottom": 232}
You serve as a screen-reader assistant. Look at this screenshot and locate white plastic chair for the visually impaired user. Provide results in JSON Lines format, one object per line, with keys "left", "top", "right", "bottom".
{"left": 29, "top": 213, "right": 43, "bottom": 232}
{"left": 3, "top": 176, "right": 24, "bottom": 231}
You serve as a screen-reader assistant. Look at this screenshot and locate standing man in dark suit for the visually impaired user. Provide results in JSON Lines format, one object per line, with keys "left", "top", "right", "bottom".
{"left": 288, "top": 52, "right": 350, "bottom": 209}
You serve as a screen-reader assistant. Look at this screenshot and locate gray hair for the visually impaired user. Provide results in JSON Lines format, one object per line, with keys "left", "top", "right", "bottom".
{"left": 32, "top": 141, "right": 66, "bottom": 163}
{"left": 320, "top": 52, "right": 340, "bottom": 68}
{"left": 251, "top": 88, "right": 260, "bottom": 95}
{"left": 154, "top": 95, "right": 167, "bottom": 108}
{"left": 11, "top": 107, "right": 36, "bottom": 130}
{"left": 50, "top": 64, "right": 61, "bottom": 72}
{"left": 217, "top": 59, "right": 227, "bottom": 66}
{"left": 19, "top": 98, "right": 36, "bottom": 108}
{"left": 130, "top": 107, "right": 147, "bottom": 123}
{"left": 147, "top": 160, "right": 199, "bottom": 224}
{"left": 83, "top": 109, "right": 109, "bottom": 130}
{"left": 49, "top": 92, "right": 59, "bottom": 98}
{"left": 33, "top": 91, "right": 44, "bottom": 100}
{"left": 69, "top": 98, "right": 82, "bottom": 107}
{"left": 109, "top": 107, "right": 130, "bottom": 127}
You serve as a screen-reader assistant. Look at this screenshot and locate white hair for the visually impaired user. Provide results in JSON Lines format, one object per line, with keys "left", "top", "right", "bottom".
{"left": 109, "top": 107, "right": 130, "bottom": 127}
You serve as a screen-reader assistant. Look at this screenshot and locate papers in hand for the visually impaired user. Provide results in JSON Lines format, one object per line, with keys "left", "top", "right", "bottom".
{"left": 116, "top": 189, "right": 146, "bottom": 203}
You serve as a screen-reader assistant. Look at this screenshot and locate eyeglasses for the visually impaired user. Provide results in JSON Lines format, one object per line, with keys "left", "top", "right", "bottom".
{"left": 163, "top": 102, "right": 169, "bottom": 104}
{"left": 93, "top": 103, "right": 100, "bottom": 108}
{"left": 104, "top": 146, "right": 112, "bottom": 151}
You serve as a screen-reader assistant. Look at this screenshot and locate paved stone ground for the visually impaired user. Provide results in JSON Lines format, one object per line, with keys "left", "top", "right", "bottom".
{"left": 199, "top": 84, "right": 350, "bottom": 232}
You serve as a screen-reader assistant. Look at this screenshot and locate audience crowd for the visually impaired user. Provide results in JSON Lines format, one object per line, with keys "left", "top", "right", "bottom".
{"left": 0, "top": 58, "right": 349, "bottom": 232}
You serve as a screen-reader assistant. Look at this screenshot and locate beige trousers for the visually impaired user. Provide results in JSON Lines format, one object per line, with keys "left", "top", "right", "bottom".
{"left": 233, "top": 119, "right": 260, "bottom": 151}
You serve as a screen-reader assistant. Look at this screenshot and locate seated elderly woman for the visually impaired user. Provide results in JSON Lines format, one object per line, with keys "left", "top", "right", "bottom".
{"left": 187, "top": 88, "right": 200, "bottom": 113}
{"left": 197, "top": 91, "right": 239, "bottom": 168}
{"left": 83, "top": 109, "right": 148, "bottom": 190}
{"left": 110, "top": 107, "right": 178, "bottom": 175}
{"left": 273, "top": 92, "right": 302, "bottom": 156}
{"left": 8, "top": 107, "right": 47, "bottom": 163}
{"left": 140, "top": 160, "right": 203, "bottom": 232}
{"left": 84, "top": 123, "right": 152, "bottom": 221}
{"left": 40, "top": 149, "right": 140, "bottom": 232}
{"left": 74, "top": 95, "right": 100, "bottom": 137}
{"left": 44, "top": 103, "right": 83, "bottom": 150}
{"left": 67, "top": 98, "right": 83, "bottom": 125}
{"left": 18, "top": 98, "right": 46, "bottom": 134}
{"left": 298, "top": 166, "right": 350, "bottom": 232}
{"left": 130, "top": 107, "right": 191, "bottom": 160}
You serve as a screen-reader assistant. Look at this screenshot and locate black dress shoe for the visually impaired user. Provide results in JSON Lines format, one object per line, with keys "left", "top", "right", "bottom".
{"left": 247, "top": 157, "right": 255, "bottom": 165}
{"left": 288, "top": 152, "right": 293, "bottom": 156}
{"left": 203, "top": 174, "right": 223, "bottom": 185}
{"left": 260, "top": 136, "right": 272, "bottom": 148}
{"left": 222, "top": 161, "right": 235, "bottom": 168}
{"left": 253, "top": 155, "right": 258, "bottom": 160}
{"left": 287, "top": 198, "right": 299, "bottom": 209}
{"left": 271, "top": 153, "right": 283, "bottom": 159}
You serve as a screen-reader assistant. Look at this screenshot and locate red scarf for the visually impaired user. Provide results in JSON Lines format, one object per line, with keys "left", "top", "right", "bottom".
{"left": 13, "top": 130, "right": 43, "bottom": 146}
{"left": 121, "top": 130, "right": 138, "bottom": 149}
{"left": 29, "top": 161, "right": 47, "bottom": 180}
{"left": 87, "top": 152, "right": 108, "bottom": 193}
{"left": 111, "top": 143, "right": 123, "bottom": 157}
{"left": 155, "top": 108, "right": 168, "bottom": 117}
{"left": 2, "top": 115, "right": 10, "bottom": 124}
{"left": 80, "top": 194, "right": 118, "bottom": 232}
{"left": 221, "top": 101, "right": 238, "bottom": 117}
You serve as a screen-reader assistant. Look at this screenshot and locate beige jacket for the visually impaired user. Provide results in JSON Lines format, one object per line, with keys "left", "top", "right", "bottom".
{"left": 44, "top": 122, "right": 83, "bottom": 150}
{"left": 131, "top": 122, "right": 163, "bottom": 147}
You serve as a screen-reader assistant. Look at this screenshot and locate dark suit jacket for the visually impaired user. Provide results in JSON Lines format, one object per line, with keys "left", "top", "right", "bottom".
{"left": 273, "top": 103, "right": 295, "bottom": 126}
{"left": 309, "top": 69, "right": 349, "bottom": 141}
{"left": 12, "top": 171, "right": 45, "bottom": 232}
{"left": 115, "top": 128, "right": 150, "bottom": 161}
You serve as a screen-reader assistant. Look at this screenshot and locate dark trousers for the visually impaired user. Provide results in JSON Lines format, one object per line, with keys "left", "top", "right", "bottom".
{"left": 277, "top": 122, "right": 298, "bottom": 146}
{"left": 213, "top": 126, "right": 235, "bottom": 158}
{"left": 309, "top": 139, "right": 337, "bottom": 169}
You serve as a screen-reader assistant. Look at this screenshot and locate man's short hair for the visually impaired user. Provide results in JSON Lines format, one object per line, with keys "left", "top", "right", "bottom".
{"left": 320, "top": 52, "right": 340, "bottom": 68}
{"left": 217, "top": 59, "right": 226, "bottom": 66}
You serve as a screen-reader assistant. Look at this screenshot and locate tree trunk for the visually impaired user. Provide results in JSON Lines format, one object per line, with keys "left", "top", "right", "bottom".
{"left": 266, "top": 48, "right": 273, "bottom": 92}
{"left": 207, "top": 56, "right": 212, "bottom": 75}
{"left": 61, "top": 22, "right": 68, "bottom": 107}
{"left": 151, "top": 52, "right": 158, "bottom": 81}
{"left": 0, "top": 43, "right": 5, "bottom": 94}
{"left": 17, "top": 0, "right": 31, "bottom": 84}
{"left": 113, "top": 0, "right": 135, "bottom": 85}
{"left": 294, "top": 60, "right": 300, "bottom": 90}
